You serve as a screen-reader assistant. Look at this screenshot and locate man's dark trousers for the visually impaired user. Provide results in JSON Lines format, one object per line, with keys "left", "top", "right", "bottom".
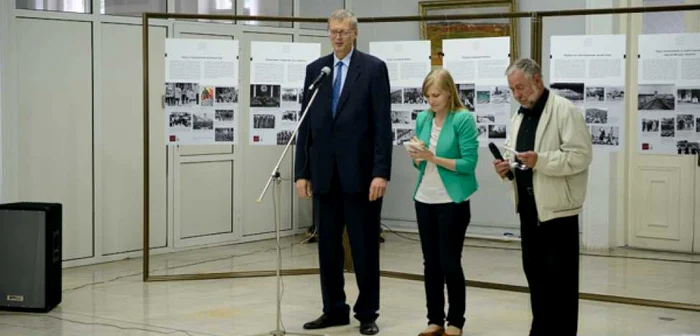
{"left": 518, "top": 194, "right": 579, "bottom": 336}
{"left": 315, "top": 166, "right": 381, "bottom": 323}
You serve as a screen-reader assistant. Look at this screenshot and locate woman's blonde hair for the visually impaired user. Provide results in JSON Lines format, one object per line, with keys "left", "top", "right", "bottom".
{"left": 421, "top": 68, "right": 465, "bottom": 113}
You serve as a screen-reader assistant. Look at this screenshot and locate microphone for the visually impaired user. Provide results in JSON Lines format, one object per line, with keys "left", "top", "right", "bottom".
{"left": 488, "top": 142, "right": 514, "bottom": 181}
{"left": 308, "top": 66, "right": 331, "bottom": 91}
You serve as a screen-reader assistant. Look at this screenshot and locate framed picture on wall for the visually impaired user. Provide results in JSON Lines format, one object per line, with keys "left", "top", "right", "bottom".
{"left": 419, "top": 0, "right": 519, "bottom": 66}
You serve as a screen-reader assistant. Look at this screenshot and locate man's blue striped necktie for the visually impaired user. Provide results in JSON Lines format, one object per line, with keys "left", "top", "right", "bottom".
{"left": 332, "top": 62, "right": 343, "bottom": 117}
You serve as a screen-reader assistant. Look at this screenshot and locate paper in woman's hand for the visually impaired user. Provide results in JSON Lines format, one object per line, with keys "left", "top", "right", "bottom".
{"left": 403, "top": 141, "right": 426, "bottom": 153}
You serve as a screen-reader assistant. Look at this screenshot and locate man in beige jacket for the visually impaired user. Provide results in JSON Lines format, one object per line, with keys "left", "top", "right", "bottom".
{"left": 493, "top": 58, "right": 592, "bottom": 336}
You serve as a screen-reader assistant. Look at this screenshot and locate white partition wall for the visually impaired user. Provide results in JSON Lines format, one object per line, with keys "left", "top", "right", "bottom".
{"left": 172, "top": 24, "right": 240, "bottom": 248}
{"left": 16, "top": 18, "right": 94, "bottom": 260}
{"left": 100, "top": 24, "right": 168, "bottom": 255}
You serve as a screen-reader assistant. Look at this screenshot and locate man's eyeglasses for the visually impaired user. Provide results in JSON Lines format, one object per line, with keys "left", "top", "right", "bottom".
{"left": 328, "top": 29, "right": 354, "bottom": 37}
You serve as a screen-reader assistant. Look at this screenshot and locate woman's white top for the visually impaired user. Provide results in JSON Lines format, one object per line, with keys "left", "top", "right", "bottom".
{"left": 414, "top": 119, "right": 453, "bottom": 204}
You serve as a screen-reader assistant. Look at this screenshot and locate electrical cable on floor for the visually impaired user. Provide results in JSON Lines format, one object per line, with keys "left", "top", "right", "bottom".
{"left": 0, "top": 314, "right": 204, "bottom": 336}
{"left": 62, "top": 245, "right": 285, "bottom": 293}
{"left": 297, "top": 225, "right": 318, "bottom": 245}
{"left": 380, "top": 223, "right": 421, "bottom": 242}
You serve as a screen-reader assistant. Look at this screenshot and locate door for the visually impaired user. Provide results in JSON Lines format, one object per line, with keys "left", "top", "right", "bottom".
{"left": 627, "top": 0, "right": 698, "bottom": 252}
{"left": 172, "top": 22, "right": 241, "bottom": 248}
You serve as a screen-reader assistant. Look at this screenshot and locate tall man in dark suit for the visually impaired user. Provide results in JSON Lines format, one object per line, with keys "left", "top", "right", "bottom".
{"left": 294, "top": 9, "right": 392, "bottom": 336}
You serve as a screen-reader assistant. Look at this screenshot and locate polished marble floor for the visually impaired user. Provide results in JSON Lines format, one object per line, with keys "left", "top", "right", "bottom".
{"left": 1, "top": 233, "right": 699, "bottom": 336}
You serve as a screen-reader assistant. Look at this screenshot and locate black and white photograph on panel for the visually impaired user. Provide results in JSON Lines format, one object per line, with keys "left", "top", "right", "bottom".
{"left": 403, "top": 88, "right": 426, "bottom": 104}
{"left": 282, "top": 88, "right": 299, "bottom": 103}
{"left": 193, "top": 111, "right": 214, "bottom": 131}
{"left": 591, "top": 125, "right": 620, "bottom": 145}
{"left": 250, "top": 84, "right": 281, "bottom": 108}
{"left": 586, "top": 86, "right": 605, "bottom": 103}
{"left": 676, "top": 140, "right": 700, "bottom": 155}
{"left": 165, "top": 83, "right": 177, "bottom": 106}
{"left": 172, "top": 83, "right": 200, "bottom": 106}
{"left": 277, "top": 130, "right": 294, "bottom": 145}
{"left": 676, "top": 114, "right": 695, "bottom": 131}
{"left": 491, "top": 86, "right": 510, "bottom": 104}
{"left": 641, "top": 118, "right": 659, "bottom": 133}
{"left": 488, "top": 124, "right": 507, "bottom": 139}
{"left": 282, "top": 110, "right": 298, "bottom": 122}
{"left": 585, "top": 108, "right": 608, "bottom": 124}
{"left": 215, "top": 127, "right": 234, "bottom": 142}
{"left": 391, "top": 110, "right": 412, "bottom": 126}
{"left": 605, "top": 87, "right": 625, "bottom": 102}
{"left": 396, "top": 128, "right": 415, "bottom": 144}
{"left": 638, "top": 84, "right": 675, "bottom": 110}
{"left": 253, "top": 114, "right": 276, "bottom": 129}
{"left": 200, "top": 86, "right": 214, "bottom": 107}
{"left": 391, "top": 88, "right": 403, "bottom": 104}
{"left": 215, "top": 109, "right": 234, "bottom": 122}
{"left": 550, "top": 83, "right": 584, "bottom": 103}
{"left": 677, "top": 88, "right": 700, "bottom": 106}
{"left": 412, "top": 109, "right": 422, "bottom": 121}
{"left": 661, "top": 117, "right": 675, "bottom": 137}
{"left": 477, "top": 125, "right": 488, "bottom": 138}
{"left": 457, "top": 83, "right": 475, "bottom": 111}
{"left": 477, "top": 114, "right": 495, "bottom": 123}
{"left": 477, "top": 90, "right": 491, "bottom": 104}
{"left": 169, "top": 112, "right": 192, "bottom": 130}
{"left": 216, "top": 87, "right": 238, "bottom": 104}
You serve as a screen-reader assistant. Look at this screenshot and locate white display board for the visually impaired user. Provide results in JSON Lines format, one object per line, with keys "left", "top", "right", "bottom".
{"left": 165, "top": 39, "right": 239, "bottom": 145}
{"left": 248, "top": 41, "right": 320, "bottom": 146}
{"left": 370, "top": 40, "right": 431, "bottom": 145}
{"left": 443, "top": 37, "right": 511, "bottom": 147}
{"left": 637, "top": 33, "right": 700, "bottom": 155}
{"left": 550, "top": 34, "right": 626, "bottom": 151}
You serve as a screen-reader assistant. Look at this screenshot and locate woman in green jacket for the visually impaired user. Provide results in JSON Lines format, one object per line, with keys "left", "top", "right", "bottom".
{"left": 407, "top": 69, "right": 479, "bottom": 336}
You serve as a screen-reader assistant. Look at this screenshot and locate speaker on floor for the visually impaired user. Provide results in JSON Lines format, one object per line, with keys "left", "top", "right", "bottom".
{"left": 0, "top": 202, "right": 62, "bottom": 312}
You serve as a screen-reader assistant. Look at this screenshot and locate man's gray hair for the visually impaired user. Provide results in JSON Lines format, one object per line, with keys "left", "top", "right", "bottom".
{"left": 505, "top": 58, "right": 542, "bottom": 78}
{"left": 328, "top": 9, "right": 358, "bottom": 30}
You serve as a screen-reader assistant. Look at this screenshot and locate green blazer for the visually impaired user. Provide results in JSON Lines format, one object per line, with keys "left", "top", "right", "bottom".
{"left": 412, "top": 109, "right": 479, "bottom": 203}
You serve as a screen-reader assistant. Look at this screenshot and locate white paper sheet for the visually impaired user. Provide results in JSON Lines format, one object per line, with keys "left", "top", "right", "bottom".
{"left": 249, "top": 41, "right": 321, "bottom": 146}
{"left": 370, "top": 41, "right": 431, "bottom": 145}
{"left": 165, "top": 38, "right": 240, "bottom": 145}
{"left": 550, "top": 35, "right": 626, "bottom": 152}
{"left": 637, "top": 33, "right": 700, "bottom": 155}
{"left": 443, "top": 37, "right": 511, "bottom": 147}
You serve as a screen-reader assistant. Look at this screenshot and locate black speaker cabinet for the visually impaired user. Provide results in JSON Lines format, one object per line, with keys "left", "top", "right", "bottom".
{"left": 0, "top": 202, "right": 62, "bottom": 312}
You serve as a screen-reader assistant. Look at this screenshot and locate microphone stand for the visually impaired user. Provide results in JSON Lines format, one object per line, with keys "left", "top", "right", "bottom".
{"left": 254, "top": 86, "right": 328, "bottom": 336}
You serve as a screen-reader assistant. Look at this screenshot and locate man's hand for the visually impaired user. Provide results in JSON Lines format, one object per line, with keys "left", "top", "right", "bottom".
{"left": 295, "top": 179, "right": 313, "bottom": 198}
{"left": 369, "top": 177, "right": 388, "bottom": 202}
{"left": 493, "top": 159, "right": 511, "bottom": 178}
{"left": 516, "top": 151, "right": 538, "bottom": 168}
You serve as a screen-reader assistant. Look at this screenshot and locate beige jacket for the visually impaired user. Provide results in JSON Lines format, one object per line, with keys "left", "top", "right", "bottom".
{"left": 504, "top": 91, "right": 593, "bottom": 222}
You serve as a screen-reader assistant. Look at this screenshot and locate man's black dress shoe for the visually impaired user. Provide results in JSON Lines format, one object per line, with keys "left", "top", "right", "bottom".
{"left": 302, "top": 314, "right": 350, "bottom": 329}
{"left": 360, "top": 321, "right": 379, "bottom": 335}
